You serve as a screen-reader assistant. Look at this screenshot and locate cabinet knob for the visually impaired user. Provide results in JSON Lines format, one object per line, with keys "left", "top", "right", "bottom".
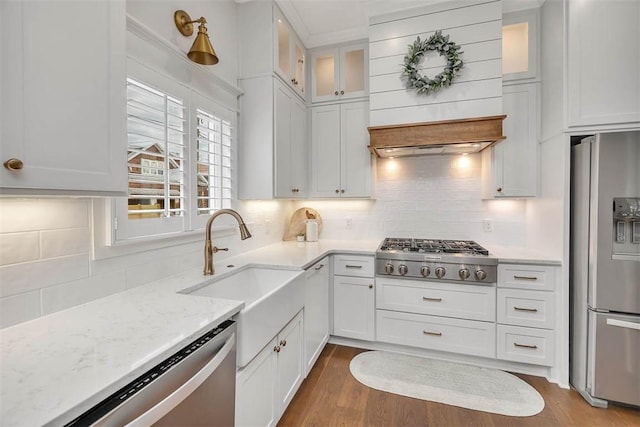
{"left": 280, "top": 339, "right": 287, "bottom": 347}
{"left": 274, "top": 345, "right": 281, "bottom": 353}
{"left": 291, "top": 78, "right": 295, "bottom": 83}
{"left": 3, "top": 158, "right": 24, "bottom": 171}
{"left": 340, "top": 90, "right": 344, "bottom": 95}
{"left": 340, "top": 189, "right": 345, "bottom": 194}
{"left": 334, "top": 91, "right": 339, "bottom": 96}
{"left": 368, "top": 284, "right": 373, "bottom": 289}
{"left": 497, "top": 187, "right": 503, "bottom": 192}
{"left": 335, "top": 189, "right": 339, "bottom": 194}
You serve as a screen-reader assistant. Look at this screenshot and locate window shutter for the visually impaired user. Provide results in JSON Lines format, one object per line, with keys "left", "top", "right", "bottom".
{"left": 196, "top": 109, "right": 232, "bottom": 215}
{"left": 126, "top": 78, "right": 186, "bottom": 220}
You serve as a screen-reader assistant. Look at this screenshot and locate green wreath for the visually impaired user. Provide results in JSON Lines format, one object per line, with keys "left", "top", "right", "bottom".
{"left": 402, "top": 30, "right": 464, "bottom": 95}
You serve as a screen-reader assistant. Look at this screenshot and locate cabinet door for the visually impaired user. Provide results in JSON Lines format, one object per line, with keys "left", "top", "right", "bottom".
{"left": 333, "top": 275, "right": 375, "bottom": 341}
{"left": 339, "top": 44, "right": 368, "bottom": 100}
{"left": 1, "top": 0, "right": 126, "bottom": 194}
{"left": 567, "top": 0, "right": 640, "bottom": 128}
{"left": 277, "top": 312, "right": 304, "bottom": 417}
{"left": 274, "top": 80, "right": 294, "bottom": 198}
{"left": 274, "top": 8, "right": 292, "bottom": 85}
{"left": 310, "top": 105, "right": 341, "bottom": 197}
{"left": 304, "top": 259, "right": 329, "bottom": 374}
{"left": 236, "top": 337, "right": 278, "bottom": 427}
{"left": 290, "top": 96, "right": 307, "bottom": 197}
{"left": 486, "top": 83, "right": 538, "bottom": 198}
{"left": 502, "top": 9, "right": 539, "bottom": 83}
{"left": 310, "top": 48, "right": 339, "bottom": 103}
{"left": 292, "top": 37, "right": 306, "bottom": 98}
{"left": 341, "top": 101, "right": 371, "bottom": 197}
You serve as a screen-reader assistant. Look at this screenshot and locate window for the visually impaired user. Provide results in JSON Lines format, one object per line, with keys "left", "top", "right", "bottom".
{"left": 114, "top": 60, "right": 236, "bottom": 241}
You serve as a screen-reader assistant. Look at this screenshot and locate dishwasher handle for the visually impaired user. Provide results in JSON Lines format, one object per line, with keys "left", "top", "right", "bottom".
{"left": 125, "top": 332, "right": 236, "bottom": 427}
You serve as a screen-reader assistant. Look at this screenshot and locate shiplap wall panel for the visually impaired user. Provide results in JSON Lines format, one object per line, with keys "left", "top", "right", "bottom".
{"left": 371, "top": 79, "right": 502, "bottom": 110}
{"left": 369, "top": 1, "right": 502, "bottom": 42}
{"left": 371, "top": 59, "right": 501, "bottom": 93}
{"left": 369, "top": 21, "right": 501, "bottom": 59}
{"left": 370, "top": 40, "right": 501, "bottom": 76}
{"left": 370, "top": 98, "right": 503, "bottom": 126}
{"left": 369, "top": 0, "right": 502, "bottom": 126}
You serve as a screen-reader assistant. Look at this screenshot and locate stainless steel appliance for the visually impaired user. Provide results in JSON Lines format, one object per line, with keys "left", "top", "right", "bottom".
{"left": 376, "top": 238, "right": 497, "bottom": 284}
{"left": 570, "top": 132, "right": 640, "bottom": 408}
{"left": 65, "top": 320, "right": 236, "bottom": 426}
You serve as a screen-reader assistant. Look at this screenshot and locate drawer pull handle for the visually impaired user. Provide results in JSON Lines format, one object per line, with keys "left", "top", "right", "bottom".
{"left": 514, "top": 306, "right": 538, "bottom": 313}
{"left": 345, "top": 265, "right": 363, "bottom": 269}
{"left": 513, "top": 275, "right": 538, "bottom": 280}
{"left": 514, "top": 343, "right": 538, "bottom": 349}
{"left": 422, "top": 297, "right": 442, "bottom": 302}
{"left": 423, "top": 330, "right": 442, "bottom": 337}
{"left": 314, "top": 264, "right": 325, "bottom": 271}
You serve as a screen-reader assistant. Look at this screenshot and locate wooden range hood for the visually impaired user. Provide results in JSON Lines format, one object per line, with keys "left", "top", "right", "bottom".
{"left": 367, "top": 115, "right": 507, "bottom": 158}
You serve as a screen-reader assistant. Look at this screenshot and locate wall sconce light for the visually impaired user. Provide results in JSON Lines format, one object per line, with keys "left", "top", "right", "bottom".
{"left": 174, "top": 10, "right": 219, "bottom": 65}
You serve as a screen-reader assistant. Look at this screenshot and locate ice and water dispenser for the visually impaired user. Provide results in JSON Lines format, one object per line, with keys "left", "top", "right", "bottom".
{"left": 613, "top": 197, "right": 640, "bottom": 254}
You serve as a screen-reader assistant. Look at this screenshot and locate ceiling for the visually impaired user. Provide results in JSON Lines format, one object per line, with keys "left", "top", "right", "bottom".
{"left": 273, "top": 0, "right": 545, "bottom": 48}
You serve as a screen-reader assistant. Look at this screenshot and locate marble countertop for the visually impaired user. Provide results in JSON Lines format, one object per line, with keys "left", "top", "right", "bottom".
{"left": 486, "top": 245, "right": 562, "bottom": 266}
{"left": 0, "top": 239, "right": 379, "bottom": 427}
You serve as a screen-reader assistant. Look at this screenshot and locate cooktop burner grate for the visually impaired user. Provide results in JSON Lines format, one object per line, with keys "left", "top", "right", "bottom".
{"left": 379, "top": 238, "right": 489, "bottom": 256}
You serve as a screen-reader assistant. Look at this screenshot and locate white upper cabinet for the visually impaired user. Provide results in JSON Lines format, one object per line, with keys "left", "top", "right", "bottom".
{"left": 566, "top": 0, "right": 640, "bottom": 130}
{"left": 274, "top": 8, "right": 306, "bottom": 99}
{"left": 310, "top": 43, "right": 368, "bottom": 103}
{"left": 502, "top": 8, "right": 539, "bottom": 83}
{"left": 310, "top": 101, "right": 372, "bottom": 198}
{"left": 482, "top": 83, "right": 539, "bottom": 198}
{"left": 238, "top": 2, "right": 306, "bottom": 100}
{"left": 0, "top": 0, "right": 126, "bottom": 195}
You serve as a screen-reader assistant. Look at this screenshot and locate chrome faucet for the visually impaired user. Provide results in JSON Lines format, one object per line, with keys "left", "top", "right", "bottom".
{"left": 204, "top": 209, "right": 252, "bottom": 275}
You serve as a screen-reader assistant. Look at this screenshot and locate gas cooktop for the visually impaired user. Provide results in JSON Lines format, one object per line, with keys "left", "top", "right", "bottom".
{"left": 376, "top": 237, "right": 496, "bottom": 283}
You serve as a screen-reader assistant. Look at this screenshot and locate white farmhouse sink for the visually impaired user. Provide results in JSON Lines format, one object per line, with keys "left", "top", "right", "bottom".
{"left": 183, "top": 266, "right": 304, "bottom": 367}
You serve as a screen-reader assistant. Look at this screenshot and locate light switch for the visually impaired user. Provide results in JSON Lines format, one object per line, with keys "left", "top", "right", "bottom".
{"left": 632, "top": 222, "right": 640, "bottom": 244}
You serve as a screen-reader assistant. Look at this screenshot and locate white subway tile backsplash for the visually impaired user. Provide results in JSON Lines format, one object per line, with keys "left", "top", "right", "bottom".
{"left": 0, "top": 232, "right": 40, "bottom": 266}
{"left": 0, "top": 291, "right": 41, "bottom": 329}
{"left": 0, "top": 199, "right": 89, "bottom": 233}
{"left": 42, "top": 271, "right": 127, "bottom": 315}
{"left": 0, "top": 255, "right": 90, "bottom": 298}
{"left": 40, "top": 228, "right": 90, "bottom": 258}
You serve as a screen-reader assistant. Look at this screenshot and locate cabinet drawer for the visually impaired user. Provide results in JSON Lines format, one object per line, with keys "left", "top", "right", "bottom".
{"left": 376, "top": 310, "right": 495, "bottom": 359}
{"left": 498, "top": 264, "right": 557, "bottom": 291}
{"left": 377, "top": 278, "right": 496, "bottom": 322}
{"left": 334, "top": 255, "right": 374, "bottom": 277}
{"left": 497, "top": 288, "right": 554, "bottom": 329}
{"left": 497, "top": 325, "right": 554, "bottom": 366}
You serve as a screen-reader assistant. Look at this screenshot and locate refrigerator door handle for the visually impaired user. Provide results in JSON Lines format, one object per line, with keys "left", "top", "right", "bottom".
{"left": 606, "top": 318, "right": 640, "bottom": 331}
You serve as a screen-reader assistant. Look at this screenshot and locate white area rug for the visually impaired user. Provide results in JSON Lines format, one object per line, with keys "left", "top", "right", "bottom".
{"left": 350, "top": 351, "right": 545, "bottom": 417}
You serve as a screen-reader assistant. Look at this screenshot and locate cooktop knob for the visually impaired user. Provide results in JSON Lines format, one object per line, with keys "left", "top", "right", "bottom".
{"left": 385, "top": 263, "right": 394, "bottom": 274}
{"left": 459, "top": 268, "right": 470, "bottom": 280}
{"left": 435, "top": 267, "right": 446, "bottom": 278}
{"left": 398, "top": 264, "right": 408, "bottom": 276}
{"left": 420, "top": 265, "right": 430, "bottom": 277}
{"left": 475, "top": 269, "right": 487, "bottom": 280}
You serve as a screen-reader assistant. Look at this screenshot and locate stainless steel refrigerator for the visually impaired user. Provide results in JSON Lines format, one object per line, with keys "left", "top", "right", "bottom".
{"left": 570, "top": 132, "right": 640, "bottom": 408}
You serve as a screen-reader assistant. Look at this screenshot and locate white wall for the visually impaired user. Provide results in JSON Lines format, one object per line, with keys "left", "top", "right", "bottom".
{"left": 295, "top": 154, "right": 527, "bottom": 246}
{"left": 368, "top": 0, "right": 503, "bottom": 126}
{"left": 127, "top": 0, "right": 238, "bottom": 86}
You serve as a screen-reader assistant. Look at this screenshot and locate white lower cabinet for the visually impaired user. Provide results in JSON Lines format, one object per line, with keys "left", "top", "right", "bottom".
{"left": 496, "top": 262, "right": 557, "bottom": 367}
{"left": 333, "top": 255, "right": 376, "bottom": 341}
{"left": 376, "top": 310, "right": 496, "bottom": 358}
{"left": 236, "top": 311, "right": 303, "bottom": 427}
{"left": 304, "top": 258, "right": 329, "bottom": 375}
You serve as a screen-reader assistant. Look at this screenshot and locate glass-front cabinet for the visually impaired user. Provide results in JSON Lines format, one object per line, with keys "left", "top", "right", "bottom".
{"left": 502, "top": 8, "right": 539, "bottom": 83}
{"left": 275, "top": 8, "right": 305, "bottom": 99}
{"left": 311, "top": 42, "right": 368, "bottom": 103}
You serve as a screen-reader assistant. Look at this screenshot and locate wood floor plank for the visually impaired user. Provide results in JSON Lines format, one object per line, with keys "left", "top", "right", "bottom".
{"left": 278, "top": 344, "right": 640, "bottom": 427}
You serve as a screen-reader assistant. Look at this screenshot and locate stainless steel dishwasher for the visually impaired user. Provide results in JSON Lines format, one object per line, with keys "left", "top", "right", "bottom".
{"left": 65, "top": 320, "right": 236, "bottom": 427}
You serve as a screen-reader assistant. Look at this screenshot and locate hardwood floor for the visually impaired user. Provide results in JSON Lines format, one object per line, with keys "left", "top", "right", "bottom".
{"left": 278, "top": 344, "right": 640, "bottom": 427}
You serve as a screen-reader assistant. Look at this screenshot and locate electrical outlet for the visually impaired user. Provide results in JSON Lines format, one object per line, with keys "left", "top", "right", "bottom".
{"left": 264, "top": 219, "right": 271, "bottom": 234}
{"left": 346, "top": 217, "right": 353, "bottom": 229}
{"left": 483, "top": 218, "right": 493, "bottom": 233}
